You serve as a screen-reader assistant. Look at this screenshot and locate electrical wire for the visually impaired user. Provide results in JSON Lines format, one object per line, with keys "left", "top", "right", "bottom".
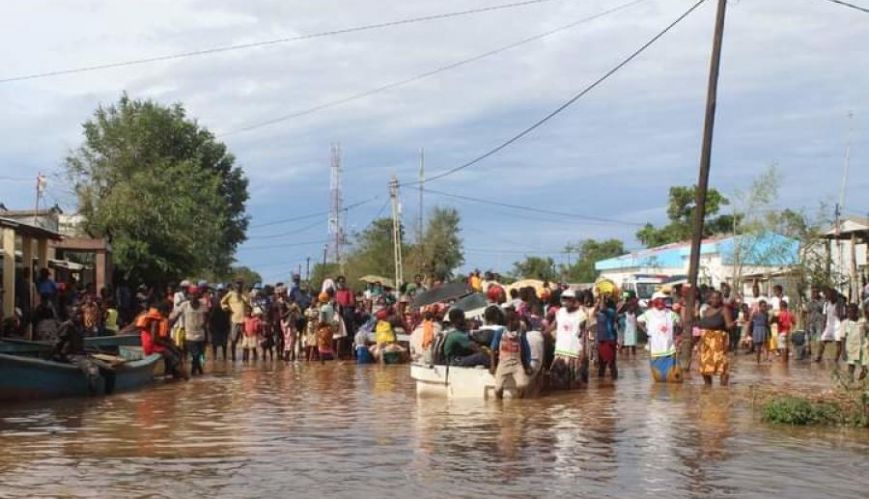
{"left": 821, "top": 0, "right": 869, "bottom": 14}
{"left": 406, "top": 0, "right": 708, "bottom": 186}
{"left": 422, "top": 187, "right": 644, "bottom": 226}
{"left": 219, "top": 0, "right": 647, "bottom": 136}
{"left": 245, "top": 217, "right": 325, "bottom": 240}
{"left": 238, "top": 238, "right": 331, "bottom": 252}
{"left": 0, "top": 0, "right": 564, "bottom": 84}
{"left": 248, "top": 196, "right": 377, "bottom": 229}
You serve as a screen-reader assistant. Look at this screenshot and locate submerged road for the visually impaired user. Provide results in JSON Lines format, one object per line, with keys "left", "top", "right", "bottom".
{"left": 0, "top": 356, "right": 867, "bottom": 497}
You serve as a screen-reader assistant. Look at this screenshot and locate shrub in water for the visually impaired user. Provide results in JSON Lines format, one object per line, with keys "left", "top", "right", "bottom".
{"left": 762, "top": 396, "right": 842, "bottom": 426}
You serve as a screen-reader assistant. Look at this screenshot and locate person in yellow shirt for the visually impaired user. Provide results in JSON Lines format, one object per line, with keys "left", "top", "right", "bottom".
{"left": 469, "top": 270, "right": 482, "bottom": 292}
{"left": 220, "top": 280, "right": 250, "bottom": 362}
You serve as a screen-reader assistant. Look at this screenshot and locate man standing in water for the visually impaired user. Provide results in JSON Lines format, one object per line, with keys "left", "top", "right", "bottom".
{"left": 815, "top": 288, "right": 844, "bottom": 362}
{"left": 170, "top": 286, "right": 209, "bottom": 376}
{"left": 221, "top": 280, "right": 250, "bottom": 362}
{"left": 209, "top": 284, "right": 231, "bottom": 361}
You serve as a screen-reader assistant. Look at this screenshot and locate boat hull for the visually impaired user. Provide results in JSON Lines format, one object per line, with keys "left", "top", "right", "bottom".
{"left": 0, "top": 352, "right": 161, "bottom": 402}
{"left": 410, "top": 363, "right": 527, "bottom": 399}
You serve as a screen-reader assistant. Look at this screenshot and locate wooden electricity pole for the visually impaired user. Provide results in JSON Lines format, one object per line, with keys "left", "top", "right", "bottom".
{"left": 683, "top": 0, "right": 728, "bottom": 367}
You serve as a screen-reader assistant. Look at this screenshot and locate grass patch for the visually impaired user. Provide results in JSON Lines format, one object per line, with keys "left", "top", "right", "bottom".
{"left": 762, "top": 396, "right": 843, "bottom": 426}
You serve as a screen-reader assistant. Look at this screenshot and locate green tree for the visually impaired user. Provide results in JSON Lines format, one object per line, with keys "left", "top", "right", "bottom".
{"left": 563, "top": 239, "right": 625, "bottom": 282}
{"left": 511, "top": 256, "right": 558, "bottom": 281}
{"left": 412, "top": 206, "right": 464, "bottom": 281}
{"left": 66, "top": 94, "right": 249, "bottom": 286}
{"left": 341, "top": 218, "right": 406, "bottom": 290}
{"left": 636, "top": 185, "right": 735, "bottom": 247}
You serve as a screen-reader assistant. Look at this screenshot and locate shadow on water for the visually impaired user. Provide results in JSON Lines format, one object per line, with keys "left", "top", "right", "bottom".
{"left": 0, "top": 356, "right": 867, "bottom": 497}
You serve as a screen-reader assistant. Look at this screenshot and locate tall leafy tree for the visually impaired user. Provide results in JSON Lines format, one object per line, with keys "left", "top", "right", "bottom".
{"left": 511, "top": 256, "right": 558, "bottom": 281}
{"left": 66, "top": 94, "right": 249, "bottom": 286}
{"left": 636, "top": 185, "right": 735, "bottom": 247}
{"left": 563, "top": 239, "right": 625, "bottom": 282}
{"left": 414, "top": 206, "right": 464, "bottom": 281}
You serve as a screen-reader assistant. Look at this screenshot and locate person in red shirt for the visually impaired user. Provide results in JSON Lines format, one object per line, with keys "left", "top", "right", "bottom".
{"left": 242, "top": 308, "right": 263, "bottom": 362}
{"left": 334, "top": 276, "right": 356, "bottom": 359}
{"left": 775, "top": 301, "right": 795, "bottom": 363}
{"left": 126, "top": 302, "right": 186, "bottom": 379}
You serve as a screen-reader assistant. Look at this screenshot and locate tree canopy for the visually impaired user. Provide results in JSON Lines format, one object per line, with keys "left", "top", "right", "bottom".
{"left": 562, "top": 239, "right": 625, "bottom": 282}
{"left": 511, "top": 256, "right": 558, "bottom": 281}
{"left": 636, "top": 185, "right": 735, "bottom": 247}
{"left": 66, "top": 94, "right": 249, "bottom": 286}
{"left": 413, "top": 206, "right": 464, "bottom": 281}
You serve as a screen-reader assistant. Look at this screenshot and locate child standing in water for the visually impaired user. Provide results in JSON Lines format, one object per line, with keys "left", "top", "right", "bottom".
{"left": 303, "top": 302, "right": 320, "bottom": 361}
{"left": 751, "top": 300, "right": 770, "bottom": 364}
{"left": 842, "top": 304, "right": 868, "bottom": 381}
{"left": 242, "top": 308, "right": 263, "bottom": 362}
{"left": 776, "top": 301, "right": 795, "bottom": 363}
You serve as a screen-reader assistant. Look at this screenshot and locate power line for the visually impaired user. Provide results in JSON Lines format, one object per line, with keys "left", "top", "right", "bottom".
{"left": 408, "top": 0, "right": 708, "bottom": 185}
{"left": 219, "top": 0, "right": 647, "bottom": 137}
{"left": 248, "top": 196, "right": 377, "bottom": 229}
{"left": 0, "top": 0, "right": 564, "bottom": 84}
{"left": 238, "top": 238, "right": 331, "bottom": 252}
{"left": 245, "top": 218, "right": 325, "bottom": 241}
{"left": 423, "top": 187, "right": 644, "bottom": 226}
{"left": 821, "top": 0, "right": 869, "bottom": 14}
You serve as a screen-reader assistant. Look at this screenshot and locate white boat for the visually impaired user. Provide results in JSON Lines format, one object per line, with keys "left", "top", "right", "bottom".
{"left": 410, "top": 363, "right": 529, "bottom": 399}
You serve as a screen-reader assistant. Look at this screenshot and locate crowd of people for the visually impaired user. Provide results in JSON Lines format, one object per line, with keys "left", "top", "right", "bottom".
{"left": 6, "top": 266, "right": 869, "bottom": 389}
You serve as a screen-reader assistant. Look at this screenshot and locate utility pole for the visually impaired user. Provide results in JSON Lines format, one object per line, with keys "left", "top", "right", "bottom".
{"left": 683, "top": 0, "right": 727, "bottom": 368}
{"left": 329, "top": 143, "right": 344, "bottom": 274}
{"left": 305, "top": 257, "right": 311, "bottom": 284}
{"left": 418, "top": 148, "right": 425, "bottom": 278}
{"left": 34, "top": 173, "right": 46, "bottom": 226}
{"left": 418, "top": 148, "right": 425, "bottom": 244}
{"left": 839, "top": 112, "right": 854, "bottom": 299}
{"left": 389, "top": 175, "right": 404, "bottom": 290}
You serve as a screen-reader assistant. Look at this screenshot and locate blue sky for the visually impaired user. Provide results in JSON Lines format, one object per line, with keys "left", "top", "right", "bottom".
{"left": 0, "top": 0, "right": 867, "bottom": 283}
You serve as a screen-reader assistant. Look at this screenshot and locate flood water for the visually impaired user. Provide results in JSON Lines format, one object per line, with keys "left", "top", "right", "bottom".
{"left": 1, "top": 357, "right": 867, "bottom": 498}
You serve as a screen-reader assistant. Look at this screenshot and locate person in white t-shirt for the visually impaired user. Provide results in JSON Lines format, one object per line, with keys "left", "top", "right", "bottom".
{"left": 815, "top": 288, "right": 844, "bottom": 362}
{"left": 544, "top": 289, "right": 588, "bottom": 389}
{"left": 637, "top": 292, "right": 683, "bottom": 383}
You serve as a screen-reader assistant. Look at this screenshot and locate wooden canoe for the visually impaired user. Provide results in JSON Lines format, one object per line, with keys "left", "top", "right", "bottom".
{"left": 0, "top": 351, "right": 161, "bottom": 402}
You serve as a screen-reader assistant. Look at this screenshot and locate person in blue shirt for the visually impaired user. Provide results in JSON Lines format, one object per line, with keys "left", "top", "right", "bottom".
{"left": 595, "top": 296, "right": 619, "bottom": 380}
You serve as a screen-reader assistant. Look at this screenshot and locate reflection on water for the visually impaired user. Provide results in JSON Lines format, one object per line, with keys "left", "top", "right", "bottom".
{"left": 1, "top": 358, "right": 867, "bottom": 498}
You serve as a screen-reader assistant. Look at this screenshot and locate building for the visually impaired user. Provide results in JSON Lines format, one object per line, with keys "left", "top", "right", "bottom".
{"left": 595, "top": 232, "right": 799, "bottom": 292}
{"left": 822, "top": 216, "right": 868, "bottom": 300}
{"left": 0, "top": 216, "right": 61, "bottom": 323}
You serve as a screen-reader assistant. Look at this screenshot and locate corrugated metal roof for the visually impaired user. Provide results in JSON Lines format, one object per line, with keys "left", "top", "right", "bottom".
{"left": 595, "top": 233, "right": 799, "bottom": 271}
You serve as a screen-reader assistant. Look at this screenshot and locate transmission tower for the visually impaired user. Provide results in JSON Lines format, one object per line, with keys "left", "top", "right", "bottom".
{"left": 329, "top": 143, "right": 344, "bottom": 272}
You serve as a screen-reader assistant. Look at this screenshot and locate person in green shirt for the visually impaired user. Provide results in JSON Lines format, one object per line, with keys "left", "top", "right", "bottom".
{"left": 443, "top": 309, "right": 489, "bottom": 367}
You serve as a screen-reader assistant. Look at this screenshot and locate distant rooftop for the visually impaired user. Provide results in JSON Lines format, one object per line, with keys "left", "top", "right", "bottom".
{"left": 595, "top": 232, "right": 799, "bottom": 271}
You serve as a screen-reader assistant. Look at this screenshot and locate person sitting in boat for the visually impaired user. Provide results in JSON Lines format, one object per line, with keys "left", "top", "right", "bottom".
{"left": 124, "top": 302, "right": 186, "bottom": 380}
{"left": 410, "top": 309, "right": 441, "bottom": 364}
{"left": 443, "top": 309, "right": 490, "bottom": 367}
{"left": 370, "top": 308, "right": 407, "bottom": 363}
{"left": 52, "top": 306, "right": 104, "bottom": 394}
{"left": 490, "top": 308, "right": 532, "bottom": 399}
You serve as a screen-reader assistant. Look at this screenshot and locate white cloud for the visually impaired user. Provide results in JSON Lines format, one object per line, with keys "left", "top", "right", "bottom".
{"left": 0, "top": 0, "right": 866, "bottom": 276}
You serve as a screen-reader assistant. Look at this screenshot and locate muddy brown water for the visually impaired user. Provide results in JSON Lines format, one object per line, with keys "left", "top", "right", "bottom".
{"left": 1, "top": 356, "right": 867, "bottom": 498}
